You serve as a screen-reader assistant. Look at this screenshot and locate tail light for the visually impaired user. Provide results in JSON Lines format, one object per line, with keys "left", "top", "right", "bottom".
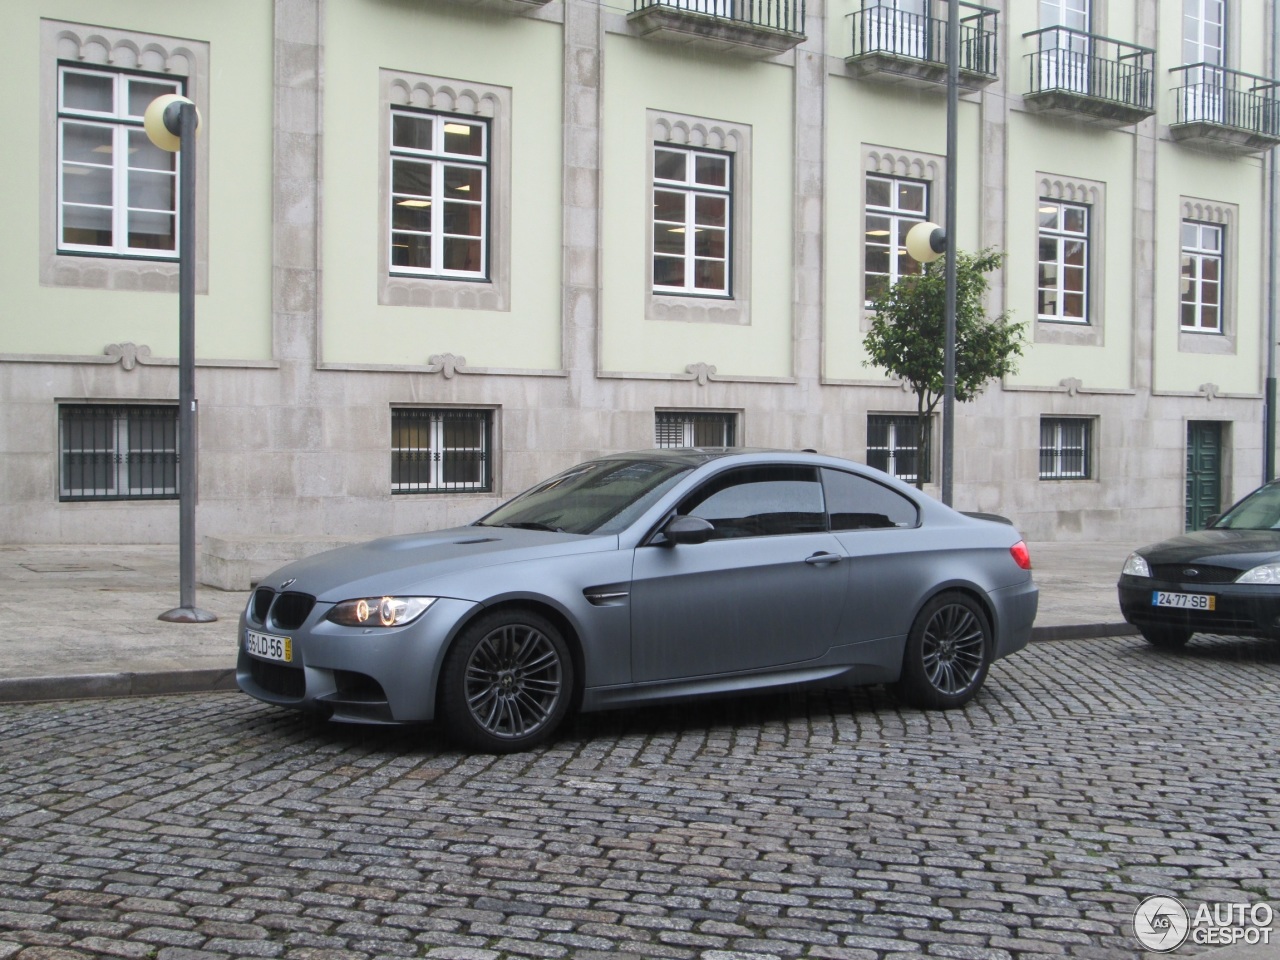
{"left": 1010, "top": 540, "right": 1032, "bottom": 571}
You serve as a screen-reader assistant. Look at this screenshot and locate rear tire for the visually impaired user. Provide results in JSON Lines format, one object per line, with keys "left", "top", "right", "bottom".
{"left": 895, "top": 592, "right": 992, "bottom": 710}
{"left": 1139, "top": 626, "right": 1192, "bottom": 649}
{"left": 439, "top": 609, "right": 574, "bottom": 753}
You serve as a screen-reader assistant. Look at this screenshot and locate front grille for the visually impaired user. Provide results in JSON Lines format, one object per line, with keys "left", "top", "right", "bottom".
{"left": 249, "top": 658, "right": 305, "bottom": 698}
{"left": 1150, "top": 564, "right": 1241, "bottom": 585}
{"left": 251, "top": 588, "right": 273, "bottom": 623}
{"left": 271, "top": 591, "right": 317, "bottom": 630}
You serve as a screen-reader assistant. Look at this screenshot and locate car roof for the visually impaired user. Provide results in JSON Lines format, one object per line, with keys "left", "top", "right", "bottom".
{"left": 600, "top": 448, "right": 825, "bottom": 467}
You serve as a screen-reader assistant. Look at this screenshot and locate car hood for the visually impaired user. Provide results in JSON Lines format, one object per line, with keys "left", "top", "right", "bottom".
{"left": 259, "top": 526, "right": 616, "bottom": 601}
{"left": 1136, "top": 529, "right": 1280, "bottom": 570}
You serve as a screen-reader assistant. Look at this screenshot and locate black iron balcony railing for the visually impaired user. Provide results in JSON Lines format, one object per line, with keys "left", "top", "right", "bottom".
{"left": 1171, "top": 63, "right": 1280, "bottom": 140}
{"left": 849, "top": 1, "right": 998, "bottom": 80}
{"left": 633, "top": 0, "right": 806, "bottom": 37}
{"left": 1024, "top": 27, "right": 1153, "bottom": 112}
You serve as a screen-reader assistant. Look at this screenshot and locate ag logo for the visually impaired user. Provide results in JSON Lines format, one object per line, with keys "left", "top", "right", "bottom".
{"left": 1134, "top": 896, "right": 1190, "bottom": 952}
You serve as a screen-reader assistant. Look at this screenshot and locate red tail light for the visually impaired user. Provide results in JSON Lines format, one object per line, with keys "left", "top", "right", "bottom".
{"left": 1010, "top": 540, "right": 1032, "bottom": 570}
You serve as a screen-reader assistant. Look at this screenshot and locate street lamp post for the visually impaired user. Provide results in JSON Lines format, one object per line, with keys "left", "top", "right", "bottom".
{"left": 146, "top": 94, "right": 216, "bottom": 624}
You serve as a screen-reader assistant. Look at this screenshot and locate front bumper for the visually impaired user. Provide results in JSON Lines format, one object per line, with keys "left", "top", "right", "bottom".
{"left": 1117, "top": 575, "right": 1280, "bottom": 639}
{"left": 236, "top": 596, "right": 480, "bottom": 724}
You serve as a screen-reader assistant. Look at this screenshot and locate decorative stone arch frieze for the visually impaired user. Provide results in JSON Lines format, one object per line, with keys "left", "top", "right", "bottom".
{"left": 1179, "top": 196, "right": 1239, "bottom": 356}
{"left": 1032, "top": 171, "right": 1106, "bottom": 347}
{"left": 39, "top": 19, "right": 211, "bottom": 294}
{"left": 378, "top": 68, "right": 513, "bottom": 312}
{"left": 646, "top": 109, "right": 753, "bottom": 327}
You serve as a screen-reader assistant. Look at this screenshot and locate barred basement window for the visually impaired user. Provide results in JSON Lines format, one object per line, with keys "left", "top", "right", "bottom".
{"left": 655, "top": 411, "right": 738, "bottom": 448}
{"left": 867, "top": 414, "right": 931, "bottom": 483}
{"left": 59, "top": 404, "right": 179, "bottom": 501}
{"left": 392, "top": 408, "right": 493, "bottom": 493}
{"left": 1040, "top": 417, "right": 1092, "bottom": 479}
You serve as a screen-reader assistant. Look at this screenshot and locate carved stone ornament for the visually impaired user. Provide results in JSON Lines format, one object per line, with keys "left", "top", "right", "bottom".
{"left": 1198, "top": 383, "right": 1220, "bottom": 401}
{"left": 1060, "top": 377, "right": 1083, "bottom": 397}
{"left": 684, "top": 362, "right": 718, "bottom": 386}
{"left": 428, "top": 353, "right": 468, "bottom": 378}
{"left": 105, "top": 342, "right": 153, "bottom": 371}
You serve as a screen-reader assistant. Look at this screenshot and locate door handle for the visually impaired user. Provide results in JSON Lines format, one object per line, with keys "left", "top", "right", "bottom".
{"left": 804, "top": 551, "right": 843, "bottom": 565}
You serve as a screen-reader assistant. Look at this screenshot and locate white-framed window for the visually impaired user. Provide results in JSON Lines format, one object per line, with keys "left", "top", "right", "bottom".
{"left": 1184, "top": 0, "right": 1225, "bottom": 66}
{"left": 59, "top": 404, "right": 179, "bottom": 501}
{"left": 389, "top": 110, "right": 489, "bottom": 279}
{"left": 392, "top": 408, "right": 493, "bottom": 493}
{"left": 1038, "top": 199, "right": 1090, "bottom": 323}
{"left": 56, "top": 66, "right": 183, "bottom": 258}
{"left": 865, "top": 174, "right": 929, "bottom": 305}
{"left": 1039, "top": 417, "right": 1092, "bottom": 479}
{"left": 1181, "top": 221, "right": 1223, "bottom": 333}
{"left": 866, "top": 414, "right": 931, "bottom": 483}
{"left": 655, "top": 411, "right": 738, "bottom": 448}
{"left": 652, "top": 145, "right": 732, "bottom": 296}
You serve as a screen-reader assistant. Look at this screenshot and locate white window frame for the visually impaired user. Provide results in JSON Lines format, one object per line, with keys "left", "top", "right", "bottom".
{"left": 652, "top": 145, "right": 732, "bottom": 297}
{"left": 1039, "top": 417, "right": 1093, "bottom": 480}
{"left": 57, "top": 67, "right": 183, "bottom": 260}
{"left": 864, "top": 174, "right": 930, "bottom": 307}
{"left": 866, "top": 413, "right": 931, "bottom": 484}
{"left": 392, "top": 408, "right": 494, "bottom": 494}
{"left": 59, "top": 404, "right": 179, "bottom": 501}
{"left": 1037, "top": 199, "right": 1090, "bottom": 324}
{"left": 1179, "top": 198, "right": 1237, "bottom": 355}
{"left": 655, "top": 411, "right": 738, "bottom": 448}
{"left": 1180, "top": 221, "right": 1224, "bottom": 334}
{"left": 388, "top": 110, "right": 489, "bottom": 280}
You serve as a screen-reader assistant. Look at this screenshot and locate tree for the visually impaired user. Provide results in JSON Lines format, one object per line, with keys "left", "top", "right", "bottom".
{"left": 862, "top": 249, "right": 1026, "bottom": 489}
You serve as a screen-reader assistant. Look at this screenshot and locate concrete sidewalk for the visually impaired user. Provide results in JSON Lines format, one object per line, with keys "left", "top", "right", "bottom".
{"left": 0, "top": 539, "right": 1138, "bottom": 704}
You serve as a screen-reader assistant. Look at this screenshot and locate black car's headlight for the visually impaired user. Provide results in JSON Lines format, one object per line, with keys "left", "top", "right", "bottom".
{"left": 1122, "top": 553, "right": 1152, "bottom": 578}
{"left": 326, "top": 597, "right": 436, "bottom": 627}
{"left": 1236, "top": 563, "right": 1280, "bottom": 585}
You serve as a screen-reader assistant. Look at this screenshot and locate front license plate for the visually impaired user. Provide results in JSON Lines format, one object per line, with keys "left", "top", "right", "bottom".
{"left": 245, "top": 629, "right": 293, "bottom": 663}
{"left": 1152, "top": 591, "right": 1216, "bottom": 611}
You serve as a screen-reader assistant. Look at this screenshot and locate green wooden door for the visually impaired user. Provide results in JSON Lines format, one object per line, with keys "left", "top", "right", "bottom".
{"left": 1185, "top": 421, "right": 1223, "bottom": 531}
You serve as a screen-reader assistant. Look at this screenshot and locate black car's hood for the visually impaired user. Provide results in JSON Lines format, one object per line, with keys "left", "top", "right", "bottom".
{"left": 1137, "top": 528, "right": 1280, "bottom": 569}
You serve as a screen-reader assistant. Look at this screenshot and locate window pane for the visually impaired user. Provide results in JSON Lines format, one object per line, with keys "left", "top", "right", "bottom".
{"left": 392, "top": 200, "right": 432, "bottom": 231}
{"left": 62, "top": 123, "right": 114, "bottom": 164}
{"left": 694, "top": 226, "right": 725, "bottom": 259}
{"left": 1064, "top": 293, "right": 1085, "bottom": 317}
{"left": 129, "top": 131, "right": 176, "bottom": 172}
{"left": 442, "top": 237, "right": 481, "bottom": 271}
{"left": 444, "top": 166, "right": 483, "bottom": 199}
{"left": 866, "top": 177, "right": 891, "bottom": 208}
{"left": 694, "top": 154, "right": 728, "bottom": 187}
{"left": 129, "top": 170, "right": 176, "bottom": 211}
{"left": 393, "top": 114, "right": 433, "bottom": 150}
{"left": 693, "top": 259, "right": 725, "bottom": 291}
{"left": 1063, "top": 206, "right": 1087, "bottom": 233}
{"left": 653, "top": 190, "right": 685, "bottom": 223}
{"left": 654, "top": 225, "right": 685, "bottom": 255}
{"left": 654, "top": 255, "right": 685, "bottom": 287}
{"left": 62, "top": 205, "right": 112, "bottom": 246}
{"left": 63, "top": 164, "right": 113, "bottom": 205}
{"left": 443, "top": 201, "right": 482, "bottom": 237}
{"left": 654, "top": 149, "right": 686, "bottom": 181}
{"left": 62, "top": 71, "right": 114, "bottom": 113}
{"left": 392, "top": 159, "right": 432, "bottom": 197}
{"left": 442, "top": 121, "right": 484, "bottom": 157}
{"left": 897, "top": 182, "right": 926, "bottom": 213}
{"left": 694, "top": 194, "right": 726, "bottom": 227}
{"left": 865, "top": 247, "right": 891, "bottom": 274}
{"left": 128, "top": 210, "right": 176, "bottom": 250}
{"left": 127, "top": 79, "right": 180, "bottom": 119}
{"left": 391, "top": 234, "right": 431, "bottom": 268}
{"left": 1063, "top": 241, "right": 1086, "bottom": 267}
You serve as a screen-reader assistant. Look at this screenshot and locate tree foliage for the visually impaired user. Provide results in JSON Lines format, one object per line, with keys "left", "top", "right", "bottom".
{"left": 862, "top": 249, "right": 1026, "bottom": 488}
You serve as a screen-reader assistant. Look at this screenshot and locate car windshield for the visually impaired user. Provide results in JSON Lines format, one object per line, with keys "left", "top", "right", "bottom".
{"left": 1214, "top": 483, "right": 1280, "bottom": 530}
{"left": 476, "top": 459, "right": 693, "bottom": 536}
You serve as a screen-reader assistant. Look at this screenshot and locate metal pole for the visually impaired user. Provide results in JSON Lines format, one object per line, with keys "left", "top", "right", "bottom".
{"left": 942, "top": 0, "right": 959, "bottom": 506}
{"left": 1267, "top": 0, "right": 1279, "bottom": 483}
{"left": 160, "top": 101, "right": 215, "bottom": 623}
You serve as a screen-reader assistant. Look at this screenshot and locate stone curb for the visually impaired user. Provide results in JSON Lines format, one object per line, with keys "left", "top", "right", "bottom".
{"left": 1032, "top": 622, "right": 1138, "bottom": 642}
{"left": 0, "top": 668, "right": 238, "bottom": 704}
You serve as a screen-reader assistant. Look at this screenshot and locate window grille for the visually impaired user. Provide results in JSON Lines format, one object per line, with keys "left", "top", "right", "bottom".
{"left": 392, "top": 408, "right": 493, "bottom": 493}
{"left": 59, "top": 404, "right": 179, "bottom": 501}
{"left": 655, "top": 412, "right": 737, "bottom": 448}
{"left": 1040, "top": 417, "right": 1092, "bottom": 479}
{"left": 867, "top": 414, "right": 931, "bottom": 483}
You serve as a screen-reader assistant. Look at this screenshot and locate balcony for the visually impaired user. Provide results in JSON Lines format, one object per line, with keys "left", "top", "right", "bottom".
{"left": 1022, "top": 28, "right": 1155, "bottom": 128}
{"left": 433, "top": 0, "right": 552, "bottom": 13}
{"left": 628, "top": 0, "right": 806, "bottom": 59}
{"left": 1169, "top": 64, "right": 1280, "bottom": 154}
{"left": 844, "top": 1, "right": 998, "bottom": 93}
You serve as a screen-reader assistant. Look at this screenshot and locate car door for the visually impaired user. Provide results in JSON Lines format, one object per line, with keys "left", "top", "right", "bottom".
{"left": 629, "top": 464, "right": 850, "bottom": 682}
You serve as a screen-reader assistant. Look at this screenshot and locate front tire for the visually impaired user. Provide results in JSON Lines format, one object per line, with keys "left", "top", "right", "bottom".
{"left": 1139, "top": 626, "right": 1192, "bottom": 649}
{"left": 439, "top": 609, "right": 574, "bottom": 753}
{"left": 895, "top": 592, "right": 992, "bottom": 710}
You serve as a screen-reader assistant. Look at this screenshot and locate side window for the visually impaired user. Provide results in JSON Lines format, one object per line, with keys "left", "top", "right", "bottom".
{"left": 822, "top": 468, "right": 919, "bottom": 530}
{"left": 679, "top": 465, "right": 825, "bottom": 540}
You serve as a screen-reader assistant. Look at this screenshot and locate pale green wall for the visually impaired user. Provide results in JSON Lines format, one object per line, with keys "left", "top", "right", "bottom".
{"left": 824, "top": 79, "right": 985, "bottom": 382}
{"left": 599, "top": 35, "right": 795, "bottom": 379}
{"left": 321, "top": 0, "right": 563, "bottom": 370}
{"left": 1004, "top": 114, "right": 1136, "bottom": 391}
{"left": 0, "top": 0, "right": 273, "bottom": 361}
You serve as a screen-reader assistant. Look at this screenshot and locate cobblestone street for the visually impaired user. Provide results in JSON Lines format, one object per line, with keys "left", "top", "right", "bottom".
{"left": 1, "top": 634, "right": 1278, "bottom": 960}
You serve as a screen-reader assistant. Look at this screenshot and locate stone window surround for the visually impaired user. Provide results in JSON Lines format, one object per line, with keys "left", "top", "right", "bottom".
{"left": 1033, "top": 172, "right": 1106, "bottom": 347}
{"left": 646, "top": 109, "right": 752, "bottom": 327}
{"left": 40, "top": 19, "right": 210, "bottom": 294}
{"left": 860, "top": 144, "right": 945, "bottom": 330}
{"left": 1178, "top": 197, "right": 1238, "bottom": 356}
{"left": 378, "top": 69, "right": 512, "bottom": 312}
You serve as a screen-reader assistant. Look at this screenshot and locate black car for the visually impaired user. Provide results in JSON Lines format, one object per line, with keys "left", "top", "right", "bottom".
{"left": 1118, "top": 480, "right": 1280, "bottom": 647}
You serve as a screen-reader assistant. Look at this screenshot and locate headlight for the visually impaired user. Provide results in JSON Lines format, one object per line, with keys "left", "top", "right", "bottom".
{"left": 326, "top": 596, "right": 436, "bottom": 627}
{"left": 1122, "top": 553, "right": 1152, "bottom": 578}
{"left": 1236, "top": 563, "right": 1280, "bottom": 585}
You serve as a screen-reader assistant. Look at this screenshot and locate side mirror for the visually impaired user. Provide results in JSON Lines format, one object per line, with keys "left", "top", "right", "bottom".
{"left": 662, "top": 515, "right": 715, "bottom": 545}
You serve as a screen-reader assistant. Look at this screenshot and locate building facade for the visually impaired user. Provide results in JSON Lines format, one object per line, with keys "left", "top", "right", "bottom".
{"left": 2, "top": 0, "right": 1277, "bottom": 580}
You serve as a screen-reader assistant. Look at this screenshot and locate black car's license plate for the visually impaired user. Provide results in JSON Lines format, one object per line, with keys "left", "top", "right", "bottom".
{"left": 1151, "top": 591, "right": 1216, "bottom": 611}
